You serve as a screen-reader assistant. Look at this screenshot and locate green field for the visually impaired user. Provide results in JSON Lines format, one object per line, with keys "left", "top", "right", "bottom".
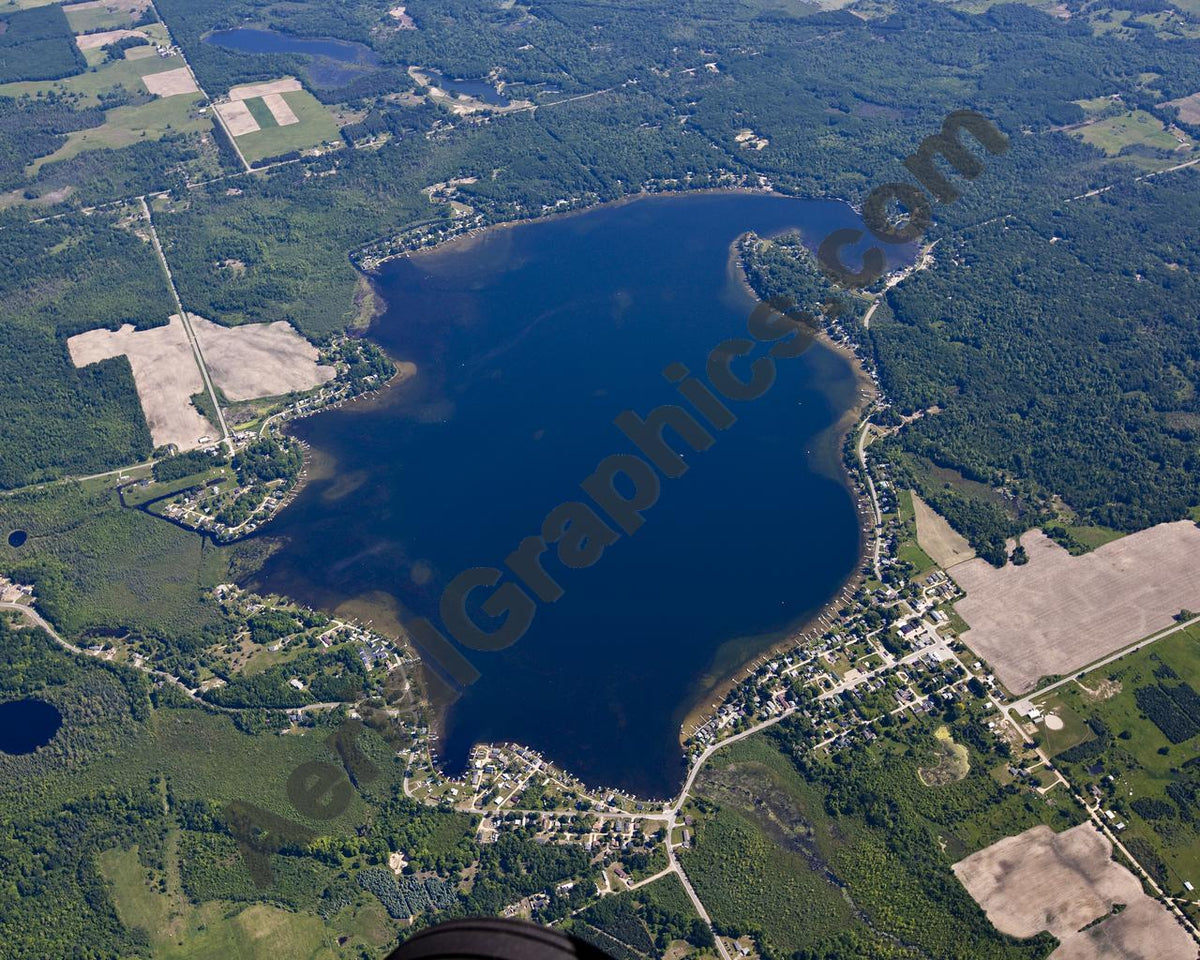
{"left": 895, "top": 489, "right": 937, "bottom": 576}
{"left": 99, "top": 841, "right": 351, "bottom": 960}
{"left": 244, "top": 95, "right": 280, "bottom": 130}
{"left": 64, "top": 0, "right": 146, "bottom": 33}
{"left": 1062, "top": 524, "right": 1125, "bottom": 551}
{"left": 29, "top": 91, "right": 208, "bottom": 172}
{"left": 234, "top": 89, "right": 340, "bottom": 164}
{"left": 1074, "top": 109, "right": 1188, "bottom": 156}
{"left": 0, "top": 24, "right": 175, "bottom": 102}
{"left": 1034, "top": 625, "right": 1200, "bottom": 895}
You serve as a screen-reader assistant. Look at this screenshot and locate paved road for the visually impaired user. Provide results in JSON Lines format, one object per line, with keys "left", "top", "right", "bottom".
{"left": 1011, "top": 612, "right": 1200, "bottom": 715}
{"left": 139, "top": 197, "right": 232, "bottom": 453}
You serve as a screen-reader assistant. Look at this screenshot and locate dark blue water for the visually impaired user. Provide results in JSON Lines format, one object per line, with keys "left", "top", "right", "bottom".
{"left": 252, "top": 192, "right": 904, "bottom": 798}
{"left": 205, "top": 27, "right": 378, "bottom": 64}
{"left": 0, "top": 698, "right": 62, "bottom": 755}
{"left": 204, "top": 27, "right": 378, "bottom": 87}
{"left": 428, "top": 71, "right": 510, "bottom": 106}
{"left": 7, "top": 530, "right": 25, "bottom": 548}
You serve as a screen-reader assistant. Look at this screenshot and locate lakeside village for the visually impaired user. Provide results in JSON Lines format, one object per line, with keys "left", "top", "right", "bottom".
{"left": 9, "top": 260, "right": 1073, "bottom": 914}
{"left": 117, "top": 336, "right": 395, "bottom": 543}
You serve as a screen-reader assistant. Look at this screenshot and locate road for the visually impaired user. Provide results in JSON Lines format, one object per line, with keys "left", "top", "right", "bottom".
{"left": 145, "top": 0, "right": 250, "bottom": 172}
{"left": 1, "top": 600, "right": 341, "bottom": 715}
{"left": 139, "top": 196, "right": 232, "bottom": 453}
{"left": 1010, "top": 612, "right": 1200, "bottom": 714}
{"left": 856, "top": 416, "right": 883, "bottom": 580}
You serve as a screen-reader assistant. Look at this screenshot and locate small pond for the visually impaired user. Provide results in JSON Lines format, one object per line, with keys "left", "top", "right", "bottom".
{"left": 0, "top": 699, "right": 63, "bottom": 755}
{"left": 427, "top": 70, "right": 510, "bottom": 106}
{"left": 7, "top": 530, "right": 26, "bottom": 548}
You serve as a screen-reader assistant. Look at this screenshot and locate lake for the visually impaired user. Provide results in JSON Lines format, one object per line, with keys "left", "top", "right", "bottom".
{"left": 204, "top": 27, "right": 378, "bottom": 87}
{"left": 0, "top": 698, "right": 62, "bottom": 755}
{"left": 251, "top": 192, "right": 903, "bottom": 798}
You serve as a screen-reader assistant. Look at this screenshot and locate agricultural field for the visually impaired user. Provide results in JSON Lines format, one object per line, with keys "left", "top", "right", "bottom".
{"left": 954, "top": 823, "right": 1195, "bottom": 960}
{"left": 0, "top": 19, "right": 218, "bottom": 182}
{"left": 912, "top": 491, "right": 976, "bottom": 569}
{"left": 0, "top": 21, "right": 175, "bottom": 102}
{"left": 68, "top": 314, "right": 214, "bottom": 451}
{"left": 681, "top": 723, "right": 1076, "bottom": 958}
{"left": 0, "top": 210, "right": 179, "bottom": 487}
{"left": 212, "top": 78, "right": 341, "bottom": 165}
{"left": 70, "top": 312, "right": 335, "bottom": 451}
{"left": 951, "top": 522, "right": 1200, "bottom": 694}
{"left": 1029, "top": 625, "right": 1200, "bottom": 898}
{"left": 1164, "top": 91, "right": 1200, "bottom": 126}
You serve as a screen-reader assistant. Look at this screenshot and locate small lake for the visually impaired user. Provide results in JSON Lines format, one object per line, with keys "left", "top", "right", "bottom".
{"left": 0, "top": 698, "right": 62, "bottom": 755}
{"left": 7, "top": 530, "right": 26, "bottom": 548}
{"left": 427, "top": 71, "right": 510, "bottom": 106}
{"left": 204, "top": 27, "right": 378, "bottom": 87}
{"left": 251, "top": 192, "right": 909, "bottom": 798}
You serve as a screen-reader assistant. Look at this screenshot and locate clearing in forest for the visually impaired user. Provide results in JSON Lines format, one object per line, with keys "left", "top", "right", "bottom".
{"left": 68, "top": 314, "right": 335, "bottom": 450}
{"left": 911, "top": 492, "right": 975, "bottom": 568}
{"left": 917, "top": 726, "right": 969, "bottom": 785}
{"left": 67, "top": 314, "right": 211, "bottom": 451}
{"left": 953, "top": 823, "right": 1195, "bottom": 960}
{"left": 950, "top": 522, "right": 1200, "bottom": 693}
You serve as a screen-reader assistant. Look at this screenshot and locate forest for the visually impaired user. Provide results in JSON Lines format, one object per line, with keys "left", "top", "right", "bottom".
{"left": 682, "top": 721, "right": 1074, "bottom": 960}
{"left": 0, "top": 5, "right": 84, "bottom": 84}
{"left": 863, "top": 171, "right": 1200, "bottom": 556}
{"left": 0, "top": 211, "right": 169, "bottom": 489}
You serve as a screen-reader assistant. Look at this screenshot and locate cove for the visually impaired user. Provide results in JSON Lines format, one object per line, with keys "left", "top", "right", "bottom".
{"left": 250, "top": 192, "right": 904, "bottom": 798}
{"left": 0, "top": 698, "right": 62, "bottom": 755}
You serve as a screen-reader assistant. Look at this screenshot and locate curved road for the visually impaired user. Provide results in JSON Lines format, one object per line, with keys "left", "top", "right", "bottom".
{"left": 1, "top": 601, "right": 339, "bottom": 715}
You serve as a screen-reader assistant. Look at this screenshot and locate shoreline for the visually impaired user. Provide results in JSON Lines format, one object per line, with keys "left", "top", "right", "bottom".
{"left": 341, "top": 192, "right": 885, "bottom": 799}
{"left": 358, "top": 183, "right": 791, "bottom": 270}
{"left": 675, "top": 249, "right": 878, "bottom": 743}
